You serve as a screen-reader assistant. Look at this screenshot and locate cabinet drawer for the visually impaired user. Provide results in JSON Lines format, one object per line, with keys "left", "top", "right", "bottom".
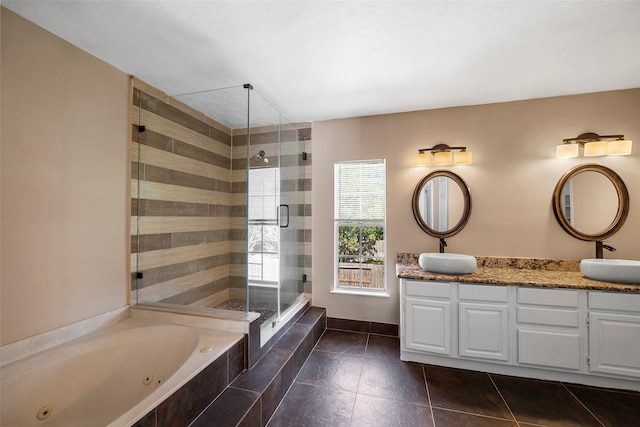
{"left": 517, "top": 306, "right": 579, "bottom": 328}
{"left": 459, "top": 284, "right": 508, "bottom": 302}
{"left": 589, "top": 292, "right": 640, "bottom": 313}
{"left": 405, "top": 280, "right": 451, "bottom": 299}
{"left": 517, "top": 287, "right": 578, "bottom": 308}
{"left": 517, "top": 329, "right": 581, "bottom": 370}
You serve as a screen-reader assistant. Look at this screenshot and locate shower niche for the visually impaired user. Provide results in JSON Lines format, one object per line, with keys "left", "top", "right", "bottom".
{"left": 131, "top": 80, "right": 309, "bottom": 344}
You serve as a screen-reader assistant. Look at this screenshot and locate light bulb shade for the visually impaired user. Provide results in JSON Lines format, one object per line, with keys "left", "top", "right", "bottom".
{"left": 583, "top": 141, "right": 608, "bottom": 157}
{"left": 433, "top": 151, "right": 452, "bottom": 165}
{"left": 607, "top": 139, "right": 632, "bottom": 155}
{"left": 413, "top": 152, "right": 430, "bottom": 166}
{"left": 453, "top": 151, "right": 472, "bottom": 165}
{"left": 556, "top": 143, "right": 579, "bottom": 158}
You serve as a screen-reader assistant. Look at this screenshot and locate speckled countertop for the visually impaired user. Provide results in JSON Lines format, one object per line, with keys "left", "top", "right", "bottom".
{"left": 396, "top": 253, "right": 640, "bottom": 293}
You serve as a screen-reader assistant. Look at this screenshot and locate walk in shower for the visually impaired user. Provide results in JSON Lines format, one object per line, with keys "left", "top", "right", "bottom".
{"left": 131, "top": 80, "right": 309, "bottom": 344}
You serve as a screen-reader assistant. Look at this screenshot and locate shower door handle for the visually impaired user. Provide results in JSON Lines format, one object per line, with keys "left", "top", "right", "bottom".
{"left": 278, "top": 204, "right": 290, "bottom": 228}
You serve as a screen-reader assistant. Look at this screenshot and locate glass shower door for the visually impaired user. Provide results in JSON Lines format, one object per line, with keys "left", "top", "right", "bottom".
{"left": 277, "top": 122, "right": 306, "bottom": 318}
{"left": 246, "top": 89, "right": 306, "bottom": 330}
{"left": 247, "top": 166, "right": 280, "bottom": 324}
{"left": 246, "top": 88, "right": 282, "bottom": 327}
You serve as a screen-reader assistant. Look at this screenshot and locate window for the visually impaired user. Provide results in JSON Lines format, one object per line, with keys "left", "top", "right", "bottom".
{"left": 334, "top": 160, "right": 386, "bottom": 293}
{"left": 248, "top": 168, "right": 280, "bottom": 284}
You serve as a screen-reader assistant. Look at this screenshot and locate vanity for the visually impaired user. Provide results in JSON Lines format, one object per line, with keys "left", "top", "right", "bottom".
{"left": 404, "top": 163, "right": 639, "bottom": 392}
{"left": 398, "top": 255, "right": 640, "bottom": 392}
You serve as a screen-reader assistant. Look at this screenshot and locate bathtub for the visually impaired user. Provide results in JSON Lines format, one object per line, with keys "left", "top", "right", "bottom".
{"left": 1, "top": 316, "right": 244, "bottom": 427}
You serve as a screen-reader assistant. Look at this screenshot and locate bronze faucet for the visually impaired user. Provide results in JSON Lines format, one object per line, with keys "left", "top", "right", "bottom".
{"left": 595, "top": 241, "right": 616, "bottom": 259}
{"left": 439, "top": 238, "right": 447, "bottom": 253}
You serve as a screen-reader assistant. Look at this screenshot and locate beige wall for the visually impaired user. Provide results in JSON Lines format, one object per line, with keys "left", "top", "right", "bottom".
{"left": 312, "top": 89, "right": 640, "bottom": 325}
{"left": 1, "top": 9, "right": 130, "bottom": 344}
{"left": 3, "top": 7, "right": 639, "bottom": 338}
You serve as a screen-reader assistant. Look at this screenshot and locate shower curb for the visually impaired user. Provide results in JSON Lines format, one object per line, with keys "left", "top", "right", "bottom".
{"left": 189, "top": 306, "right": 327, "bottom": 427}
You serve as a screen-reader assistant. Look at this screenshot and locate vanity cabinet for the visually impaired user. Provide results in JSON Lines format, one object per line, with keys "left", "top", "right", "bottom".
{"left": 515, "top": 287, "right": 583, "bottom": 371}
{"left": 403, "top": 281, "right": 452, "bottom": 355}
{"left": 458, "top": 284, "right": 509, "bottom": 362}
{"left": 399, "top": 277, "right": 640, "bottom": 392}
{"left": 588, "top": 292, "right": 640, "bottom": 379}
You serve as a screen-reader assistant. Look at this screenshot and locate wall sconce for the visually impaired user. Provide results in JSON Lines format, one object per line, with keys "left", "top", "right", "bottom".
{"left": 413, "top": 144, "right": 472, "bottom": 166}
{"left": 557, "top": 133, "right": 633, "bottom": 158}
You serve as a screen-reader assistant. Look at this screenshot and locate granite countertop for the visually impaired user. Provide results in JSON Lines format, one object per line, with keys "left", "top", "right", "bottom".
{"left": 396, "top": 253, "right": 640, "bottom": 293}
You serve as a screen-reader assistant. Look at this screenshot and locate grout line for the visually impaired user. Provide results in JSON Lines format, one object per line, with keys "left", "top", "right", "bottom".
{"left": 352, "top": 389, "right": 432, "bottom": 408}
{"left": 431, "top": 406, "right": 525, "bottom": 425}
{"left": 364, "top": 332, "right": 371, "bottom": 356}
{"left": 562, "top": 383, "right": 606, "bottom": 427}
{"left": 265, "top": 376, "right": 295, "bottom": 426}
{"left": 313, "top": 348, "right": 365, "bottom": 356}
{"left": 293, "top": 380, "right": 359, "bottom": 395}
{"left": 326, "top": 327, "right": 371, "bottom": 335}
{"left": 488, "top": 373, "right": 521, "bottom": 426}
{"left": 348, "top": 333, "right": 369, "bottom": 427}
{"left": 422, "top": 364, "right": 437, "bottom": 427}
{"left": 263, "top": 316, "right": 326, "bottom": 425}
{"left": 326, "top": 326, "right": 399, "bottom": 338}
{"left": 368, "top": 331, "right": 399, "bottom": 338}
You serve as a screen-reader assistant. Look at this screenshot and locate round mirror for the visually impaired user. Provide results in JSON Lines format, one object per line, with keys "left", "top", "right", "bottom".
{"left": 552, "top": 164, "right": 629, "bottom": 241}
{"left": 412, "top": 170, "right": 472, "bottom": 238}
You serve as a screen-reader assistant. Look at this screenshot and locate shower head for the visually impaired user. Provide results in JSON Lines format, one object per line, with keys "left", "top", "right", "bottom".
{"left": 253, "top": 150, "right": 269, "bottom": 163}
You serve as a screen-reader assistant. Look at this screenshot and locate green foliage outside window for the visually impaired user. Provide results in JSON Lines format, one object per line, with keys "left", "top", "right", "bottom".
{"left": 338, "top": 225, "right": 384, "bottom": 264}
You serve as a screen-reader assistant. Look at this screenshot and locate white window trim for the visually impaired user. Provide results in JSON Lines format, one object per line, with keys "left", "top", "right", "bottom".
{"left": 333, "top": 159, "right": 387, "bottom": 295}
{"left": 330, "top": 288, "right": 390, "bottom": 298}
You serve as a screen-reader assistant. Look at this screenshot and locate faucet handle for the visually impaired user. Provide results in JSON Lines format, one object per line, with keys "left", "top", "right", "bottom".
{"left": 439, "top": 238, "right": 447, "bottom": 253}
{"left": 602, "top": 244, "right": 616, "bottom": 252}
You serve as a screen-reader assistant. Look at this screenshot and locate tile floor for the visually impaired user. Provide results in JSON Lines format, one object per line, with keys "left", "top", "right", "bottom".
{"left": 267, "top": 329, "right": 640, "bottom": 427}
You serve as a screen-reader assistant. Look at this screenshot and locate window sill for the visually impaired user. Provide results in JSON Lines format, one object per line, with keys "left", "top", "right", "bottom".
{"left": 330, "top": 289, "right": 390, "bottom": 298}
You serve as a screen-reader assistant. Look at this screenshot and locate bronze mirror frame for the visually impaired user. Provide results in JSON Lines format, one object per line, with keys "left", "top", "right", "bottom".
{"left": 552, "top": 163, "right": 629, "bottom": 241}
{"left": 412, "top": 170, "right": 472, "bottom": 238}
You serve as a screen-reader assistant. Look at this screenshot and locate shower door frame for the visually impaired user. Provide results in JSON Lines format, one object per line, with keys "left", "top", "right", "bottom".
{"left": 245, "top": 93, "right": 307, "bottom": 337}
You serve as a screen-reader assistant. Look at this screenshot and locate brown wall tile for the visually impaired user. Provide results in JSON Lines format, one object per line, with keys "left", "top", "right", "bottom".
{"left": 137, "top": 89, "right": 210, "bottom": 138}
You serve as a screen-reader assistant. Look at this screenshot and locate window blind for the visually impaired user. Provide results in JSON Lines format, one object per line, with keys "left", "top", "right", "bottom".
{"left": 335, "top": 161, "right": 386, "bottom": 221}
{"left": 248, "top": 168, "right": 279, "bottom": 220}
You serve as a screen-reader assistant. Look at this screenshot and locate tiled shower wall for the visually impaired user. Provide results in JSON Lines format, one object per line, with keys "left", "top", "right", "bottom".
{"left": 130, "top": 78, "right": 312, "bottom": 307}
{"left": 232, "top": 126, "right": 313, "bottom": 304}
{"left": 130, "top": 78, "right": 240, "bottom": 306}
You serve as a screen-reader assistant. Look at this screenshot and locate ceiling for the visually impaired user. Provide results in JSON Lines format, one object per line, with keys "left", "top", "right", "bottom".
{"left": 4, "top": 1, "right": 640, "bottom": 127}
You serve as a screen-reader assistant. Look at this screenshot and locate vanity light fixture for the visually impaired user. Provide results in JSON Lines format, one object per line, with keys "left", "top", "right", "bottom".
{"left": 453, "top": 150, "right": 473, "bottom": 165}
{"left": 434, "top": 150, "right": 452, "bottom": 166}
{"left": 413, "top": 152, "right": 431, "bottom": 166}
{"left": 557, "top": 133, "right": 633, "bottom": 158}
{"left": 414, "top": 144, "right": 473, "bottom": 166}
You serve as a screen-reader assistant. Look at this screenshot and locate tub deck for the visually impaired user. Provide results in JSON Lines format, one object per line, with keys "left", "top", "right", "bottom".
{"left": 0, "top": 310, "right": 245, "bottom": 427}
{"left": 134, "top": 306, "right": 327, "bottom": 427}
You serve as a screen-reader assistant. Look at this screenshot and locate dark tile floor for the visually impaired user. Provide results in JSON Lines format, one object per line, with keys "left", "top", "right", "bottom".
{"left": 267, "top": 329, "right": 640, "bottom": 427}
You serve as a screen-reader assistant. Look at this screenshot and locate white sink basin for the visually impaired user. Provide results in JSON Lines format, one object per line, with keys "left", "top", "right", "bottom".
{"left": 580, "top": 259, "right": 640, "bottom": 284}
{"left": 418, "top": 253, "right": 477, "bottom": 275}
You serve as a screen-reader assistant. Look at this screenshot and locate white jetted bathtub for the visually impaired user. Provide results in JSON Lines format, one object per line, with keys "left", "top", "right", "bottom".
{"left": 1, "top": 314, "right": 244, "bottom": 427}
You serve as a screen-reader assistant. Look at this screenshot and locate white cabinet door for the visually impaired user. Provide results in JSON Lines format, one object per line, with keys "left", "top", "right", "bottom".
{"left": 589, "top": 312, "right": 640, "bottom": 378}
{"left": 459, "top": 302, "right": 509, "bottom": 361}
{"left": 517, "top": 329, "right": 581, "bottom": 370}
{"left": 405, "top": 297, "right": 451, "bottom": 355}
